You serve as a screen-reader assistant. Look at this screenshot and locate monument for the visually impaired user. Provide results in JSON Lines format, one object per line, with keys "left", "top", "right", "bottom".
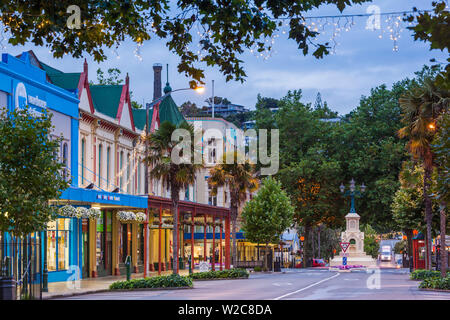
{"left": 330, "top": 211, "right": 377, "bottom": 267}
{"left": 330, "top": 179, "right": 377, "bottom": 267}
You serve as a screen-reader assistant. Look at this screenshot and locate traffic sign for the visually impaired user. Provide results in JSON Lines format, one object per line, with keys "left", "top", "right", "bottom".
{"left": 342, "top": 257, "right": 347, "bottom": 266}
{"left": 340, "top": 242, "right": 350, "bottom": 253}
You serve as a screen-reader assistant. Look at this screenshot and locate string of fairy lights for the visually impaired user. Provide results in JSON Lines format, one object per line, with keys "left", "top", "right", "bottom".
{"left": 0, "top": 7, "right": 441, "bottom": 61}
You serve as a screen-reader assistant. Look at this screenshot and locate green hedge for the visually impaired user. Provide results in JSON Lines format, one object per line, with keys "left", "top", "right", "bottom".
{"left": 109, "top": 274, "right": 193, "bottom": 290}
{"left": 419, "top": 275, "right": 450, "bottom": 290}
{"left": 189, "top": 269, "right": 249, "bottom": 280}
{"left": 410, "top": 269, "right": 441, "bottom": 280}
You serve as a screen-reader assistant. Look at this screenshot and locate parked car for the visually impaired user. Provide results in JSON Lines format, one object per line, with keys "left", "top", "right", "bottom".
{"left": 312, "top": 259, "right": 326, "bottom": 267}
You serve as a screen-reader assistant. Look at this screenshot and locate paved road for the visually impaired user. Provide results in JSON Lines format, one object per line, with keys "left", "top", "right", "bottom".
{"left": 59, "top": 269, "right": 450, "bottom": 300}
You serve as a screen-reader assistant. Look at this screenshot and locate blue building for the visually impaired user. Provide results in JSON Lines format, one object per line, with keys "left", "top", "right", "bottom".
{"left": 0, "top": 52, "right": 148, "bottom": 283}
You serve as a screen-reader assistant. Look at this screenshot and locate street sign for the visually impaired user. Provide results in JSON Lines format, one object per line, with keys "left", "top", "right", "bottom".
{"left": 342, "top": 257, "right": 347, "bottom": 266}
{"left": 199, "top": 261, "right": 210, "bottom": 272}
{"left": 340, "top": 242, "right": 350, "bottom": 253}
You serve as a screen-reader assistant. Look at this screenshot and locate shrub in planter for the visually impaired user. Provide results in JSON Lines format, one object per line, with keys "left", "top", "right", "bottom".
{"left": 109, "top": 274, "right": 192, "bottom": 290}
{"left": 253, "top": 266, "right": 262, "bottom": 272}
{"left": 419, "top": 275, "right": 450, "bottom": 290}
{"left": 410, "top": 269, "right": 441, "bottom": 280}
{"left": 189, "top": 268, "right": 249, "bottom": 280}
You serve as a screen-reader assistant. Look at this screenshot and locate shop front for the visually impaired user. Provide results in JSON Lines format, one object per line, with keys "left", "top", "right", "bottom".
{"left": 51, "top": 187, "right": 148, "bottom": 281}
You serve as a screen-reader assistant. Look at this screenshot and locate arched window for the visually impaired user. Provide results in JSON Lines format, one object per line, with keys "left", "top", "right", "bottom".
{"left": 106, "top": 147, "right": 111, "bottom": 189}
{"left": 137, "top": 159, "right": 141, "bottom": 194}
{"left": 81, "top": 138, "right": 86, "bottom": 185}
{"left": 62, "top": 142, "right": 68, "bottom": 180}
{"left": 350, "top": 239, "right": 356, "bottom": 245}
{"left": 119, "top": 151, "right": 124, "bottom": 190}
{"left": 127, "top": 153, "right": 131, "bottom": 193}
{"left": 98, "top": 144, "right": 102, "bottom": 188}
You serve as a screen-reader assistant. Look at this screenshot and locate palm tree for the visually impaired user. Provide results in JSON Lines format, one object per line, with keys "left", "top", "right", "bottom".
{"left": 146, "top": 120, "right": 203, "bottom": 274}
{"left": 398, "top": 77, "right": 449, "bottom": 270}
{"left": 208, "top": 151, "right": 259, "bottom": 267}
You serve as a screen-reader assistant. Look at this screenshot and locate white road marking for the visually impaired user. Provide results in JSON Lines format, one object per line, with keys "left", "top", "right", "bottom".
{"left": 273, "top": 273, "right": 340, "bottom": 300}
{"left": 272, "top": 282, "right": 293, "bottom": 286}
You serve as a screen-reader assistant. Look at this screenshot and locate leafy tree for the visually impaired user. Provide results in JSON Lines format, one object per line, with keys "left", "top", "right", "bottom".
{"left": 241, "top": 177, "right": 294, "bottom": 270}
{"left": 255, "top": 94, "right": 280, "bottom": 111}
{"left": 394, "top": 240, "right": 407, "bottom": 255}
{"left": 96, "top": 68, "right": 123, "bottom": 85}
{"left": 432, "top": 112, "right": 449, "bottom": 277}
{"left": 146, "top": 120, "right": 203, "bottom": 274}
{"left": 363, "top": 225, "right": 380, "bottom": 259}
{"left": 208, "top": 151, "right": 259, "bottom": 267}
{"left": 223, "top": 111, "right": 255, "bottom": 129}
{"left": 398, "top": 76, "right": 449, "bottom": 269}
{"left": 1, "top": 0, "right": 371, "bottom": 84}
{"left": 391, "top": 161, "right": 426, "bottom": 266}
{"left": 406, "top": 1, "right": 450, "bottom": 84}
{"left": 179, "top": 101, "right": 203, "bottom": 117}
{"left": 0, "top": 108, "right": 69, "bottom": 236}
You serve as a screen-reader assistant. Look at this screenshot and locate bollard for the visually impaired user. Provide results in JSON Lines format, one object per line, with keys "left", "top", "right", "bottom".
{"left": 188, "top": 255, "right": 192, "bottom": 274}
{"left": 125, "top": 256, "right": 131, "bottom": 281}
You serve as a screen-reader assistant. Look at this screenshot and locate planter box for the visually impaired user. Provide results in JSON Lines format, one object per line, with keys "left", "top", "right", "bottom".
{"left": 110, "top": 286, "right": 193, "bottom": 292}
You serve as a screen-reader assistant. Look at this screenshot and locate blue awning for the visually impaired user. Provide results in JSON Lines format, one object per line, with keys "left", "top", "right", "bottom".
{"left": 60, "top": 187, "right": 148, "bottom": 209}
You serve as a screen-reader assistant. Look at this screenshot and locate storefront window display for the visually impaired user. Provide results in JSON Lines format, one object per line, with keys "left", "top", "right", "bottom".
{"left": 46, "top": 218, "right": 71, "bottom": 271}
{"left": 96, "top": 211, "right": 112, "bottom": 276}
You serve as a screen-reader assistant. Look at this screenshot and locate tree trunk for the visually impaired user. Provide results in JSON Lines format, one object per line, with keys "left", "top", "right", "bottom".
{"left": 232, "top": 217, "right": 237, "bottom": 268}
{"left": 265, "top": 243, "right": 269, "bottom": 270}
{"left": 303, "top": 224, "right": 311, "bottom": 268}
{"left": 311, "top": 226, "right": 315, "bottom": 259}
{"left": 440, "top": 202, "right": 447, "bottom": 277}
{"left": 405, "top": 229, "right": 414, "bottom": 269}
{"left": 171, "top": 185, "right": 180, "bottom": 274}
{"left": 317, "top": 225, "right": 321, "bottom": 259}
{"left": 423, "top": 165, "right": 433, "bottom": 270}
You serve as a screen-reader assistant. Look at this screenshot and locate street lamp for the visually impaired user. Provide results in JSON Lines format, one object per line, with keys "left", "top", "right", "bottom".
{"left": 339, "top": 178, "right": 366, "bottom": 213}
{"left": 143, "top": 83, "right": 204, "bottom": 277}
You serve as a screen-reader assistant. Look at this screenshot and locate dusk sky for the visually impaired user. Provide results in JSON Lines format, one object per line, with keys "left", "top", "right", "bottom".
{"left": 2, "top": 0, "right": 448, "bottom": 115}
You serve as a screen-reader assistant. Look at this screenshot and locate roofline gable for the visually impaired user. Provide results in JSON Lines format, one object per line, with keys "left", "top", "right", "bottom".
{"left": 116, "top": 83, "right": 135, "bottom": 131}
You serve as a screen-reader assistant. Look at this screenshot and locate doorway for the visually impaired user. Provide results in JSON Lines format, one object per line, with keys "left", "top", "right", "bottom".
{"left": 96, "top": 210, "right": 112, "bottom": 277}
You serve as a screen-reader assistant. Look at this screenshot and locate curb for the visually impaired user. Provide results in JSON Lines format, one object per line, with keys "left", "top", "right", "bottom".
{"left": 44, "top": 286, "right": 193, "bottom": 300}
{"left": 419, "top": 288, "right": 450, "bottom": 293}
{"left": 191, "top": 277, "right": 249, "bottom": 281}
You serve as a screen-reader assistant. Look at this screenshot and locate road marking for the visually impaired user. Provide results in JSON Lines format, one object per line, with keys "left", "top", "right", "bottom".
{"left": 273, "top": 273, "right": 340, "bottom": 300}
{"left": 272, "top": 282, "right": 293, "bottom": 287}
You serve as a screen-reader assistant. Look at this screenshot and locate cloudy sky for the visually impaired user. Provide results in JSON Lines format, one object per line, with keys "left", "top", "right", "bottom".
{"left": 2, "top": 0, "right": 447, "bottom": 115}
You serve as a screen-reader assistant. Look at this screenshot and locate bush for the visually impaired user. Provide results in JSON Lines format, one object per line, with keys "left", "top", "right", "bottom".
{"left": 419, "top": 275, "right": 450, "bottom": 290}
{"left": 189, "top": 268, "right": 249, "bottom": 280}
{"left": 410, "top": 269, "right": 441, "bottom": 280}
{"left": 109, "top": 274, "right": 193, "bottom": 290}
{"left": 253, "top": 266, "right": 262, "bottom": 272}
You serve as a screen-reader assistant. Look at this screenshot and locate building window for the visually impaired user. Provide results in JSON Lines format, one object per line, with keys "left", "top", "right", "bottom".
{"left": 46, "top": 218, "right": 71, "bottom": 271}
{"left": 106, "top": 147, "right": 110, "bottom": 189}
{"left": 62, "top": 142, "right": 68, "bottom": 181}
{"left": 137, "top": 159, "right": 141, "bottom": 194}
{"left": 81, "top": 138, "right": 86, "bottom": 185}
{"left": 119, "top": 151, "right": 123, "bottom": 191}
{"left": 98, "top": 144, "right": 102, "bottom": 188}
{"left": 207, "top": 138, "right": 217, "bottom": 164}
{"left": 208, "top": 184, "right": 217, "bottom": 206}
{"left": 127, "top": 153, "right": 131, "bottom": 194}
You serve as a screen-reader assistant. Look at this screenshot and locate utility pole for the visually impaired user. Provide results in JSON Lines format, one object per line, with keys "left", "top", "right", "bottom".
{"left": 211, "top": 80, "right": 215, "bottom": 118}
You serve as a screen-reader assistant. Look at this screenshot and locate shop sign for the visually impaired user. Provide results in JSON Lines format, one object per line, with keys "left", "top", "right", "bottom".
{"left": 15, "top": 82, "right": 47, "bottom": 116}
{"left": 96, "top": 194, "right": 120, "bottom": 201}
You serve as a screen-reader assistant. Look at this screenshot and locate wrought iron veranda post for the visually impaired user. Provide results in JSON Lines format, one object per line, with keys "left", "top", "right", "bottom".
{"left": 42, "top": 230, "right": 48, "bottom": 292}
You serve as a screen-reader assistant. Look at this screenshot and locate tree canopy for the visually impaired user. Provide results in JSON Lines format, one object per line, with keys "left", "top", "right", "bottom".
{"left": 0, "top": 0, "right": 371, "bottom": 86}
{"left": 0, "top": 108, "right": 69, "bottom": 236}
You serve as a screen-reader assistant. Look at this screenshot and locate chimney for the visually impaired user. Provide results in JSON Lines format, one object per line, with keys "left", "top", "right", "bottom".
{"left": 153, "top": 63, "right": 162, "bottom": 100}
{"left": 83, "top": 58, "right": 88, "bottom": 74}
{"left": 125, "top": 72, "right": 129, "bottom": 87}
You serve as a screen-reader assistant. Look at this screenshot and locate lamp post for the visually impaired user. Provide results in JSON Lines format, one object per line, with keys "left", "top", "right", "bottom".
{"left": 339, "top": 178, "right": 366, "bottom": 213}
{"left": 143, "top": 84, "right": 204, "bottom": 277}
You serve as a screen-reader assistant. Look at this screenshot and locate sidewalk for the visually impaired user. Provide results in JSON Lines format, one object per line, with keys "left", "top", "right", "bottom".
{"left": 42, "top": 269, "right": 191, "bottom": 300}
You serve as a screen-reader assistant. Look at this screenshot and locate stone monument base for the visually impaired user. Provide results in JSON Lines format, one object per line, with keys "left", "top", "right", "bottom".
{"left": 330, "top": 253, "right": 377, "bottom": 267}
